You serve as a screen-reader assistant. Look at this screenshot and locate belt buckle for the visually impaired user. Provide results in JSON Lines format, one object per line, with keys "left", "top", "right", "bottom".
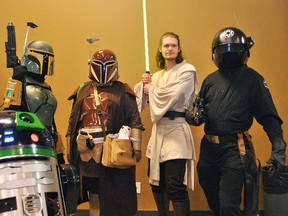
{"left": 168, "top": 112, "right": 175, "bottom": 120}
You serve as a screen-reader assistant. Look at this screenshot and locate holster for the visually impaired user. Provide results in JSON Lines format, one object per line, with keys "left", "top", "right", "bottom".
{"left": 237, "top": 132, "right": 261, "bottom": 216}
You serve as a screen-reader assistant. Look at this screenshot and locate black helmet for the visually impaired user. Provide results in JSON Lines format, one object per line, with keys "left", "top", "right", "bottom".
{"left": 212, "top": 27, "right": 254, "bottom": 69}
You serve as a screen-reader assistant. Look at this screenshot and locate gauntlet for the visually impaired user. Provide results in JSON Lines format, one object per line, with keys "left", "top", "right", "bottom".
{"left": 131, "top": 128, "right": 142, "bottom": 162}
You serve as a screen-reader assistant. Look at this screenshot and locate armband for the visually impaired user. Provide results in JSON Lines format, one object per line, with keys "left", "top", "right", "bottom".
{"left": 131, "top": 128, "right": 142, "bottom": 151}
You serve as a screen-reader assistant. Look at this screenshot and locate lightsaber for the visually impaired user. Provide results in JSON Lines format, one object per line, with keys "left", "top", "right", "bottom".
{"left": 142, "top": 0, "right": 150, "bottom": 74}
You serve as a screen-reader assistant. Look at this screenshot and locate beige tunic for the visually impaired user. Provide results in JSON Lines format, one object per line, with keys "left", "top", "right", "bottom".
{"left": 134, "top": 61, "right": 198, "bottom": 188}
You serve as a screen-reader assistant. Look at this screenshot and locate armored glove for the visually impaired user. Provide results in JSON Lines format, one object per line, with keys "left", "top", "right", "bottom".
{"left": 131, "top": 128, "right": 142, "bottom": 163}
{"left": 267, "top": 137, "right": 286, "bottom": 173}
{"left": 12, "top": 65, "right": 27, "bottom": 81}
{"left": 185, "top": 96, "right": 205, "bottom": 126}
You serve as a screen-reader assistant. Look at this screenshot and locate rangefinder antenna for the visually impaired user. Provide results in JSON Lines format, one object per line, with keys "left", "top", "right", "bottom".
{"left": 86, "top": 37, "right": 99, "bottom": 60}
{"left": 21, "top": 22, "right": 38, "bottom": 65}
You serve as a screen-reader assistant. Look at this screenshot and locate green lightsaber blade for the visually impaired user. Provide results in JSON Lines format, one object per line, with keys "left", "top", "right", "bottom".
{"left": 142, "top": 0, "right": 150, "bottom": 74}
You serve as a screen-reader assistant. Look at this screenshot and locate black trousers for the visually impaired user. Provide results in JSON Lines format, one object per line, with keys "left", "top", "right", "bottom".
{"left": 148, "top": 159, "right": 189, "bottom": 202}
{"left": 197, "top": 136, "right": 244, "bottom": 216}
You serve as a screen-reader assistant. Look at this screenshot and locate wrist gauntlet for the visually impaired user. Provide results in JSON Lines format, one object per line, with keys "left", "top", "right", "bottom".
{"left": 131, "top": 128, "right": 142, "bottom": 162}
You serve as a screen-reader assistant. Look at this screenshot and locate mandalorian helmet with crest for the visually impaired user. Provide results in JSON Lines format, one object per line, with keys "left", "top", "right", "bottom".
{"left": 89, "top": 49, "right": 119, "bottom": 84}
{"left": 24, "top": 40, "right": 55, "bottom": 76}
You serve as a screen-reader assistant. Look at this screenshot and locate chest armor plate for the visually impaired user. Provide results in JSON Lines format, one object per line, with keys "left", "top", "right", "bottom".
{"left": 26, "top": 84, "right": 57, "bottom": 127}
{"left": 80, "top": 87, "right": 109, "bottom": 128}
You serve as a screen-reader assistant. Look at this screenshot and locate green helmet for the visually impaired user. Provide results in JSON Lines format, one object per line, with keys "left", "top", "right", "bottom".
{"left": 24, "top": 40, "right": 55, "bottom": 76}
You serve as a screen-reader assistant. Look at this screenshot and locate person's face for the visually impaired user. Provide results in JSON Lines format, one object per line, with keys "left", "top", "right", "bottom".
{"left": 160, "top": 36, "right": 180, "bottom": 61}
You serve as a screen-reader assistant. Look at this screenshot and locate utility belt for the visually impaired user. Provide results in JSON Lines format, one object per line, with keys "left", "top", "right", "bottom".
{"left": 205, "top": 133, "right": 238, "bottom": 144}
{"left": 81, "top": 126, "right": 106, "bottom": 139}
{"left": 206, "top": 131, "right": 259, "bottom": 214}
{"left": 163, "top": 111, "right": 185, "bottom": 120}
{"left": 89, "top": 131, "right": 105, "bottom": 138}
{"left": 205, "top": 131, "right": 254, "bottom": 155}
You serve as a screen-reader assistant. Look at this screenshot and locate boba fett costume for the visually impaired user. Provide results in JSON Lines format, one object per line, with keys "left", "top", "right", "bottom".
{"left": 2, "top": 39, "right": 78, "bottom": 215}
{"left": 2, "top": 40, "right": 62, "bottom": 160}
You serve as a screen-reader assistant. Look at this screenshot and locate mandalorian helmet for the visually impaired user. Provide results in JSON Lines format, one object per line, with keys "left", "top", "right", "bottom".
{"left": 89, "top": 49, "right": 119, "bottom": 84}
{"left": 212, "top": 27, "right": 254, "bottom": 69}
{"left": 24, "top": 40, "right": 55, "bottom": 76}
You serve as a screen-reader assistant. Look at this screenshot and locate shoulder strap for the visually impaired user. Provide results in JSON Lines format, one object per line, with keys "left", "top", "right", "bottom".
{"left": 93, "top": 84, "right": 107, "bottom": 140}
{"left": 77, "top": 83, "right": 86, "bottom": 98}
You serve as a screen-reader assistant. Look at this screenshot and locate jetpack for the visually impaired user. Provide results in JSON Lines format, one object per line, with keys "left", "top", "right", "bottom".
{"left": 2, "top": 22, "right": 37, "bottom": 109}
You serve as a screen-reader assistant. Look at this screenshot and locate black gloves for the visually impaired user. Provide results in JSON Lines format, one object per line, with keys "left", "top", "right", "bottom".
{"left": 57, "top": 153, "right": 66, "bottom": 164}
{"left": 267, "top": 137, "right": 286, "bottom": 172}
{"left": 185, "top": 96, "right": 205, "bottom": 126}
{"left": 185, "top": 109, "right": 196, "bottom": 125}
{"left": 79, "top": 130, "right": 95, "bottom": 150}
{"left": 12, "top": 65, "right": 27, "bottom": 81}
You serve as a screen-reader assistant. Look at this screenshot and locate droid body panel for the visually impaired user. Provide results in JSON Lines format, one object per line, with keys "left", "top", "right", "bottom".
{"left": 0, "top": 110, "right": 66, "bottom": 216}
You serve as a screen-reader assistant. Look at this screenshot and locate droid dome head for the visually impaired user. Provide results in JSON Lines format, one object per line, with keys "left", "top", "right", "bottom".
{"left": 88, "top": 49, "right": 119, "bottom": 84}
{"left": 24, "top": 40, "right": 55, "bottom": 76}
{"left": 212, "top": 27, "right": 254, "bottom": 69}
{"left": 0, "top": 110, "right": 54, "bottom": 150}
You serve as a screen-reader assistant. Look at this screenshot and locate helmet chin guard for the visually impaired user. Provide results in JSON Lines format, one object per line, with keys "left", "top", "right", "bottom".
{"left": 212, "top": 27, "right": 254, "bottom": 69}
{"left": 89, "top": 49, "right": 119, "bottom": 84}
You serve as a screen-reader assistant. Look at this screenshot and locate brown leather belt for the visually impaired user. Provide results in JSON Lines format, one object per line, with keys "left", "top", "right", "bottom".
{"left": 90, "top": 131, "right": 105, "bottom": 138}
{"left": 205, "top": 134, "right": 238, "bottom": 144}
{"left": 163, "top": 111, "right": 185, "bottom": 120}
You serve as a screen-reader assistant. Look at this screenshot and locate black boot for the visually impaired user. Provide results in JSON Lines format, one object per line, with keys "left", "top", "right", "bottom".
{"left": 172, "top": 200, "right": 190, "bottom": 216}
{"left": 152, "top": 191, "right": 170, "bottom": 216}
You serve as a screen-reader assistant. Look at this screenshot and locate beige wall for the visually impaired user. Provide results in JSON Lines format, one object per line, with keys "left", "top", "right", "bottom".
{"left": 0, "top": 0, "right": 287, "bottom": 211}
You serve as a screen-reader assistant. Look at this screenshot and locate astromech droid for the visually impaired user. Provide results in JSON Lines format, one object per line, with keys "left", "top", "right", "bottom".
{"left": 0, "top": 110, "right": 67, "bottom": 215}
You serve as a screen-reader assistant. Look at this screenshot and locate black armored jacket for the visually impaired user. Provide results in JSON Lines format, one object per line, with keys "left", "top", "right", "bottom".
{"left": 200, "top": 65, "right": 283, "bottom": 141}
